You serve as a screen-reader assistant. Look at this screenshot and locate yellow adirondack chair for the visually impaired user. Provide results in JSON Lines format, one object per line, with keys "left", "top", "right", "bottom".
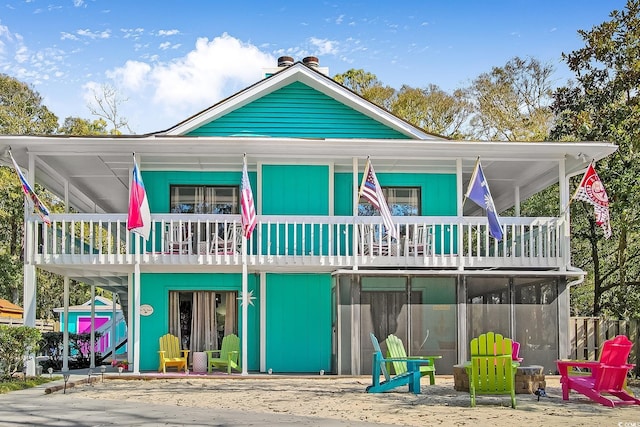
{"left": 205, "top": 333, "right": 240, "bottom": 374}
{"left": 158, "top": 333, "right": 189, "bottom": 373}
{"left": 465, "top": 332, "right": 518, "bottom": 408}
{"left": 385, "top": 334, "right": 441, "bottom": 385}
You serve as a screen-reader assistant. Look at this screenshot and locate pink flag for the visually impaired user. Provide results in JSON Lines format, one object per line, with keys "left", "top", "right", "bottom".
{"left": 573, "top": 162, "right": 611, "bottom": 239}
{"left": 358, "top": 158, "right": 398, "bottom": 240}
{"left": 127, "top": 155, "right": 151, "bottom": 240}
{"left": 241, "top": 155, "right": 257, "bottom": 239}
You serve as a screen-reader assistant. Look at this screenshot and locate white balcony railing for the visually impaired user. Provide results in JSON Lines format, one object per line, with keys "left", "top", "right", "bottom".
{"left": 28, "top": 214, "right": 567, "bottom": 270}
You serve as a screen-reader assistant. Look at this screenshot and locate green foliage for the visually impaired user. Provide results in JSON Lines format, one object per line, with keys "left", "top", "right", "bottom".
{"left": 0, "top": 325, "right": 41, "bottom": 380}
{"left": 551, "top": 0, "right": 640, "bottom": 317}
{"left": 0, "top": 74, "right": 58, "bottom": 135}
{"left": 0, "top": 375, "right": 55, "bottom": 393}
{"left": 58, "top": 117, "right": 109, "bottom": 135}
{"left": 391, "top": 84, "right": 472, "bottom": 138}
{"left": 334, "top": 69, "right": 472, "bottom": 139}
{"left": 467, "top": 56, "right": 554, "bottom": 141}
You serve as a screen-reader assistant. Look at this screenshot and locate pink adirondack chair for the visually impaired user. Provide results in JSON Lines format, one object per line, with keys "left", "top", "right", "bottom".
{"left": 512, "top": 341, "right": 523, "bottom": 363}
{"left": 557, "top": 335, "right": 640, "bottom": 407}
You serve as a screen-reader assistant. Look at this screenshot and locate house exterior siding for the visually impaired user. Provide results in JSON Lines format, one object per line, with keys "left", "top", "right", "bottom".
{"left": 186, "top": 81, "right": 408, "bottom": 139}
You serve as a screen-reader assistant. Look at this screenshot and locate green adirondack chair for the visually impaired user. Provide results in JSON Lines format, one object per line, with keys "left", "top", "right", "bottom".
{"left": 385, "top": 334, "right": 440, "bottom": 385}
{"left": 366, "top": 333, "right": 430, "bottom": 394}
{"left": 465, "top": 332, "right": 517, "bottom": 408}
{"left": 205, "top": 333, "right": 240, "bottom": 374}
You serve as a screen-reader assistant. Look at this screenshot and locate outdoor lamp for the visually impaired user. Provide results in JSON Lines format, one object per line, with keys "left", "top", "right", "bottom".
{"left": 87, "top": 369, "right": 93, "bottom": 386}
{"left": 62, "top": 369, "right": 70, "bottom": 394}
{"left": 47, "top": 367, "right": 53, "bottom": 379}
{"left": 100, "top": 365, "right": 106, "bottom": 382}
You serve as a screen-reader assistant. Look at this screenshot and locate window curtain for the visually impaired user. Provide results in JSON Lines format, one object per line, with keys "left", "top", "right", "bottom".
{"left": 224, "top": 292, "right": 237, "bottom": 336}
{"left": 169, "top": 291, "right": 181, "bottom": 345}
{"left": 190, "top": 291, "right": 217, "bottom": 352}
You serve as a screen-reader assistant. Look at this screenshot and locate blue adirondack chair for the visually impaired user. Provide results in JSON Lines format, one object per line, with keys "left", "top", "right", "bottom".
{"left": 366, "top": 333, "right": 430, "bottom": 394}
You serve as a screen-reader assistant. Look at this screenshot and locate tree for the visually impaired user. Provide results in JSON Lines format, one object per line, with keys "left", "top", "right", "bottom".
{"left": 467, "top": 57, "right": 555, "bottom": 141}
{"left": 550, "top": 0, "right": 640, "bottom": 318}
{"left": 391, "top": 84, "right": 472, "bottom": 139}
{"left": 0, "top": 74, "right": 58, "bottom": 134}
{"left": 58, "top": 117, "right": 109, "bottom": 135}
{"left": 86, "top": 83, "right": 132, "bottom": 134}
{"left": 334, "top": 69, "right": 396, "bottom": 110}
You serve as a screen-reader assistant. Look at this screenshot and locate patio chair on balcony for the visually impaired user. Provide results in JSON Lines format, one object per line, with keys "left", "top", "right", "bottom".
{"left": 166, "top": 223, "right": 192, "bottom": 254}
{"left": 407, "top": 225, "right": 433, "bottom": 256}
{"left": 210, "top": 223, "right": 243, "bottom": 254}
{"left": 359, "top": 224, "right": 395, "bottom": 256}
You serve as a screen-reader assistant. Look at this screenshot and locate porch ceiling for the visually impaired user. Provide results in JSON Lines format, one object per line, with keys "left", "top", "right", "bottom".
{"left": 0, "top": 135, "right": 617, "bottom": 214}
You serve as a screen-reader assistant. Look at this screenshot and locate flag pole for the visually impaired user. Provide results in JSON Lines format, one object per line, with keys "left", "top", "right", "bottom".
{"left": 461, "top": 157, "right": 480, "bottom": 210}
{"left": 241, "top": 153, "right": 248, "bottom": 375}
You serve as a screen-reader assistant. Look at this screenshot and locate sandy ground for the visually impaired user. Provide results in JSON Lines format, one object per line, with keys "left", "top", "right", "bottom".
{"left": 69, "top": 375, "right": 640, "bottom": 426}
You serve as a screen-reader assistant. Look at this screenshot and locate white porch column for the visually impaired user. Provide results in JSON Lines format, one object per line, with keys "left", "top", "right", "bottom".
{"left": 62, "top": 276, "right": 69, "bottom": 371}
{"left": 241, "top": 235, "right": 248, "bottom": 375}
{"left": 90, "top": 285, "right": 96, "bottom": 368}
{"left": 352, "top": 157, "right": 359, "bottom": 270}
{"left": 559, "top": 159, "right": 569, "bottom": 271}
{"left": 23, "top": 154, "right": 37, "bottom": 376}
{"left": 127, "top": 272, "right": 133, "bottom": 372}
{"left": 133, "top": 263, "right": 141, "bottom": 374}
{"left": 456, "top": 158, "right": 464, "bottom": 270}
{"left": 514, "top": 186, "right": 521, "bottom": 217}
{"left": 23, "top": 263, "right": 36, "bottom": 376}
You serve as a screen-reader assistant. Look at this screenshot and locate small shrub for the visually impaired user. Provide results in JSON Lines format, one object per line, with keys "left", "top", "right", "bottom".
{"left": 0, "top": 326, "right": 42, "bottom": 381}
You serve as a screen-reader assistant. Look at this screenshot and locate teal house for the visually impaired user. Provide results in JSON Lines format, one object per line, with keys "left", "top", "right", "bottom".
{"left": 6, "top": 57, "right": 617, "bottom": 375}
{"left": 53, "top": 296, "right": 127, "bottom": 357}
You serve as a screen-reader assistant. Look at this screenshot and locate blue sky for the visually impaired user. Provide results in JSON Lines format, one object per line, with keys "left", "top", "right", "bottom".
{"left": 0, "top": 0, "right": 628, "bottom": 134}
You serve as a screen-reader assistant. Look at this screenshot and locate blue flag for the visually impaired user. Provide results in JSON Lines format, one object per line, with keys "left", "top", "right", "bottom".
{"left": 466, "top": 160, "right": 503, "bottom": 240}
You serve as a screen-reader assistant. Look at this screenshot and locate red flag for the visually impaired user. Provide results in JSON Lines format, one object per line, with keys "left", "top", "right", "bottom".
{"left": 241, "top": 156, "right": 257, "bottom": 239}
{"left": 573, "top": 162, "right": 611, "bottom": 239}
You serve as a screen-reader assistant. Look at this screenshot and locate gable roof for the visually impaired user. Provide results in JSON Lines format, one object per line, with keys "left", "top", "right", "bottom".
{"left": 53, "top": 296, "right": 121, "bottom": 313}
{"left": 161, "top": 62, "right": 445, "bottom": 140}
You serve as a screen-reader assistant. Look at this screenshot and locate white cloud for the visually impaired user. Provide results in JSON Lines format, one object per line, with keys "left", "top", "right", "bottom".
{"left": 157, "top": 29, "right": 180, "bottom": 36}
{"left": 61, "top": 32, "right": 78, "bottom": 41}
{"left": 74, "top": 0, "right": 85, "bottom": 7}
{"left": 335, "top": 14, "right": 344, "bottom": 24}
{"left": 100, "top": 33, "right": 275, "bottom": 130}
{"left": 159, "top": 41, "right": 171, "bottom": 50}
{"left": 77, "top": 29, "right": 111, "bottom": 39}
{"left": 105, "top": 60, "right": 151, "bottom": 91}
{"left": 121, "top": 28, "right": 144, "bottom": 39}
{"left": 309, "top": 37, "right": 338, "bottom": 55}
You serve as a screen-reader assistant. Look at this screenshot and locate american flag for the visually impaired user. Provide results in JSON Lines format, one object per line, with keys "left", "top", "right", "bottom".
{"left": 358, "top": 158, "right": 398, "bottom": 240}
{"left": 241, "top": 155, "right": 257, "bottom": 239}
{"left": 573, "top": 162, "right": 611, "bottom": 239}
{"left": 9, "top": 150, "right": 51, "bottom": 225}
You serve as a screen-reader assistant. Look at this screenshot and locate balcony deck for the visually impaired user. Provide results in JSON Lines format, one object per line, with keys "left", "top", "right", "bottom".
{"left": 28, "top": 214, "right": 567, "bottom": 276}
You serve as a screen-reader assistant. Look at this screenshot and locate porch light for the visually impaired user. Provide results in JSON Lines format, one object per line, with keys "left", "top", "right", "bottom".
{"left": 62, "top": 369, "right": 70, "bottom": 394}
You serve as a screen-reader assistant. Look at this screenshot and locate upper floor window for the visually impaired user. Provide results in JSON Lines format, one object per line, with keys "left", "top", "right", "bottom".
{"left": 170, "top": 185, "right": 239, "bottom": 214}
{"left": 358, "top": 187, "right": 421, "bottom": 216}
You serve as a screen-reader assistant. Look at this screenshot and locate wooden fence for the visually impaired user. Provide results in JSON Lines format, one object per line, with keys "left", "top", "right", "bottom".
{"left": 569, "top": 317, "right": 640, "bottom": 376}
{"left": 0, "top": 317, "right": 58, "bottom": 332}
